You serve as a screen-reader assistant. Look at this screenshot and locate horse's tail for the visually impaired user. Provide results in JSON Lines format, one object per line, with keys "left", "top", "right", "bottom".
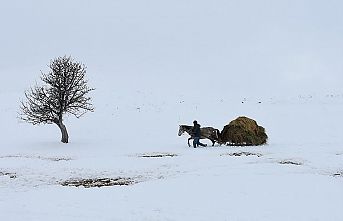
{"left": 215, "top": 129, "right": 222, "bottom": 141}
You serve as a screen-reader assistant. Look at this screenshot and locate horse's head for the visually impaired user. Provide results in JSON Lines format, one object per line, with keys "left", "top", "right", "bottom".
{"left": 178, "top": 125, "right": 184, "bottom": 136}
{"left": 178, "top": 125, "right": 192, "bottom": 136}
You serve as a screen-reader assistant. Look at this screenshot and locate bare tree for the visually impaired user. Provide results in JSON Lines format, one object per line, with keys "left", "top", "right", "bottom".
{"left": 20, "top": 56, "right": 95, "bottom": 143}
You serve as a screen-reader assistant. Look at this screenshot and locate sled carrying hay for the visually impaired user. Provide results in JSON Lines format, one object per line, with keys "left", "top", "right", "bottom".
{"left": 221, "top": 116, "right": 268, "bottom": 146}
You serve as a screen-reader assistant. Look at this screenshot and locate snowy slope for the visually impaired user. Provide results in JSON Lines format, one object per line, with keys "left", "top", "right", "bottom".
{"left": 1, "top": 1, "right": 343, "bottom": 220}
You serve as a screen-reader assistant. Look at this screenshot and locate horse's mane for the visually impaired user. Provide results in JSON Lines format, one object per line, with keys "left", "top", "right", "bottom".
{"left": 180, "top": 125, "right": 193, "bottom": 130}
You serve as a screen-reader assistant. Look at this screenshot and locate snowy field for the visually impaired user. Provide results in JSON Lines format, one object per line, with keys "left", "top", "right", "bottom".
{"left": 1, "top": 1, "right": 343, "bottom": 220}
{"left": 1, "top": 92, "right": 343, "bottom": 220}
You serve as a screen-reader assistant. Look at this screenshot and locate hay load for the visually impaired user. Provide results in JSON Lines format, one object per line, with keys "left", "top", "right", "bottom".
{"left": 221, "top": 116, "right": 268, "bottom": 146}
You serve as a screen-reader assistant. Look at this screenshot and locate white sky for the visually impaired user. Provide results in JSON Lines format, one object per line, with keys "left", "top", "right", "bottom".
{"left": 1, "top": 0, "right": 342, "bottom": 96}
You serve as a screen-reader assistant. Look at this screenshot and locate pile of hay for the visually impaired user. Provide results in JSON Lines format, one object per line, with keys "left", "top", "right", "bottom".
{"left": 221, "top": 116, "right": 268, "bottom": 146}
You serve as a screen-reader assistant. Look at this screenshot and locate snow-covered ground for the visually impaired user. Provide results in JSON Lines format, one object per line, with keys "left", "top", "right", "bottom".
{"left": 1, "top": 91, "right": 343, "bottom": 220}
{"left": 1, "top": 1, "right": 343, "bottom": 220}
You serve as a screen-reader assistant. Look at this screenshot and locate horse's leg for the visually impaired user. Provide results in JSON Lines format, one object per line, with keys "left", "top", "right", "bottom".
{"left": 188, "top": 137, "right": 192, "bottom": 147}
{"left": 211, "top": 139, "right": 215, "bottom": 146}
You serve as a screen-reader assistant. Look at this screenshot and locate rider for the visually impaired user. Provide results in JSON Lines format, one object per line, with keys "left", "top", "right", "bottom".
{"left": 192, "top": 120, "right": 207, "bottom": 148}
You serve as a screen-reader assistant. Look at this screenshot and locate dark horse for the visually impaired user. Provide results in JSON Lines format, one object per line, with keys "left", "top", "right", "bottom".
{"left": 178, "top": 125, "right": 221, "bottom": 147}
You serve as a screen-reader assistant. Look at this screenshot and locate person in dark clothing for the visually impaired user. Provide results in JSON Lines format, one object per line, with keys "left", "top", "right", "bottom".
{"left": 192, "top": 120, "right": 207, "bottom": 148}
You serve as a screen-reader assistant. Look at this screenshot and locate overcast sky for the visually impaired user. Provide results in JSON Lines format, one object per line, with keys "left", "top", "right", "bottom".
{"left": 1, "top": 0, "right": 342, "bottom": 97}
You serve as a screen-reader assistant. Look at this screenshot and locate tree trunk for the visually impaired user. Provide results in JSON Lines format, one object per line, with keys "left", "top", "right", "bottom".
{"left": 57, "top": 122, "right": 69, "bottom": 143}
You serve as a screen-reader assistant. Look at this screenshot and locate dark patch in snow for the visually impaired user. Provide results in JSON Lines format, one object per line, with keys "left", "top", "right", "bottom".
{"left": 222, "top": 152, "right": 262, "bottom": 157}
{"left": 0, "top": 171, "right": 17, "bottom": 179}
{"left": 279, "top": 160, "right": 303, "bottom": 166}
{"left": 0, "top": 155, "right": 72, "bottom": 161}
{"left": 42, "top": 157, "right": 72, "bottom": 161}
{"left": 61, "top": 177, "right": 135, "bottom": 188}
{"left": 138, "top": 153, "right": 177, "bottom": 158}
{"left": 0, "top": 155, "right": 23, "bottom": 159}
{"left": 333, "top": 172, "right": 342, "bottom": 177}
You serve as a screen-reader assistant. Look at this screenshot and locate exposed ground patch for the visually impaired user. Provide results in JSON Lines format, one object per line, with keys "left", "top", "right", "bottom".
{"left": 0, "top": 171, "right": 17, "bottom": 179}
{"left": 221, "top": 152, "right": 262, "bottom": 157}
{"left": 42, "top": 157, "right": 72, "bottom": 161}
{"left": 333, "top": 172, "right": 342, "bottom": 177}
{"left": 0, "top": 155, "right": 72, "bottom": 161}
{"left": 279, "top": 160, "right": 303, "bottom": 166}
{"left": 138, "top": 152, "right": 177, "bottom": 158}
{"left": 61, "top": 177, "right": 135, "bottom": 188}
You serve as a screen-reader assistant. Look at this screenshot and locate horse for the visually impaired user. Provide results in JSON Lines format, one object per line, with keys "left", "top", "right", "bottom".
{"left": 178, "top": 125, "right": 222, "bottom": 147}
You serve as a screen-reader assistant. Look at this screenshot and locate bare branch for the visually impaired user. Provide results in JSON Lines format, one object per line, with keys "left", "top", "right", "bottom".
{"left": 19, "top": 56, "right": 95, "bottom": 127}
